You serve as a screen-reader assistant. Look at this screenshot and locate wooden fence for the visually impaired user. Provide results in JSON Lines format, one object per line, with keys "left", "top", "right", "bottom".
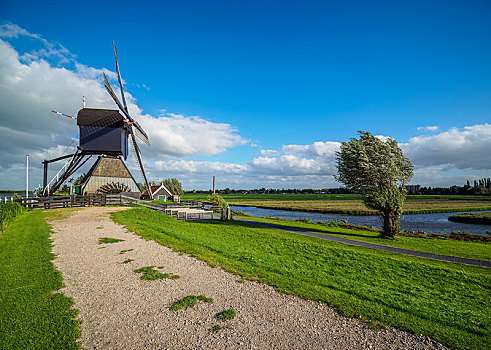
{"left": 14, "top": 194, "right": 128, "bottom": 209}
{"left": 12, "top": 195, "right": 225, "bottom": 221}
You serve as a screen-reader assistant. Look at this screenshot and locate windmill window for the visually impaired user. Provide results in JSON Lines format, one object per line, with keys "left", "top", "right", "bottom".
{"left": 158, "top": 195, "right": 166, "bottom": 201}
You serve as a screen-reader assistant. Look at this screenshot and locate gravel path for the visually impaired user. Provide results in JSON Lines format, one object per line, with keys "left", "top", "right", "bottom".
{"left": 50, "top": 207, "right": 447, "bottom": 349}
{"left": 235, "top": 218, "right": 491, "bottom": 267}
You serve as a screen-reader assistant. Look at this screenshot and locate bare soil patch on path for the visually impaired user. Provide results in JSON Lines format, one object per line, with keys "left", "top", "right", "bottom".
{"left": 50, "top": 207, "right": 446, "bottom": 349}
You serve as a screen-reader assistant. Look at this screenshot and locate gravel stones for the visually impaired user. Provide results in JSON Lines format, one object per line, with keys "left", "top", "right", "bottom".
{"left": 50, "top": 207, "right": 447, "bottom": 349}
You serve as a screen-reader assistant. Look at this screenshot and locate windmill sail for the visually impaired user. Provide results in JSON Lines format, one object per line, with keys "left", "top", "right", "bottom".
{"left": 113, "top": 42, "right": 128, "bottom": 113}
{"left": 103, "top": 42, "right": 153, "bottom": 199}
{"left": 103, "top": 73, "right": 130, "bottom": 121}
{"left": 132, "top": 120, "right": 149, "bottom": 145}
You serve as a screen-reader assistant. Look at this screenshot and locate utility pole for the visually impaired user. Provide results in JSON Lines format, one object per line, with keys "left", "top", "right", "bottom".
{"left": 213, "top": 176, "right": 216, "bottom": 194}
{"left": 26, "top": 154, "right": 29, "bottom": 199}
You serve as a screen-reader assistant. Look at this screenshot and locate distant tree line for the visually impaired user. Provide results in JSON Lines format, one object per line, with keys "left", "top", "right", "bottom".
{"left": 185, "top": 188, "right": 353, "bottom": 194}
{"left": 419, "top": 178, "right": 491, "bottom": 196}
{"left": 185, "top": 179, "right": 491, "bottom": 196}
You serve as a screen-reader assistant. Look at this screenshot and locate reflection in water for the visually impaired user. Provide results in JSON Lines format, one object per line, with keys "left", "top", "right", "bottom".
{"left": 231, "top": 206, "right": 491, "bottom": 236}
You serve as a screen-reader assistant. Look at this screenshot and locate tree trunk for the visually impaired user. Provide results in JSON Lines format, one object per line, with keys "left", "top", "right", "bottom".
{"left": 381, "top": 209, "right": 399, "bottom": 238}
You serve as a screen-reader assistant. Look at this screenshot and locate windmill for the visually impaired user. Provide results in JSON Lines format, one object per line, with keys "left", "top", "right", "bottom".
{"left": 42, "top": 43, "right": 153, "bottom": 199}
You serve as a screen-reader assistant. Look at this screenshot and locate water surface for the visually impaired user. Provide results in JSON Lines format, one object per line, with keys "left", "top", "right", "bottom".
{"left": 231, "top": 205, "right": 491, "bottom": 236}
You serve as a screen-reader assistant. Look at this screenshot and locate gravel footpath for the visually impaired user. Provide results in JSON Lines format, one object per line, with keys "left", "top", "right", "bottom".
{"left": 50, "top": 207, "right": 447, "bottom": 350}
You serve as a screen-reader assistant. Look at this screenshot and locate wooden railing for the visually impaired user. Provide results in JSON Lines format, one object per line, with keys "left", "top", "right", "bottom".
{"left": 15, "top": 194, "right": 130, "bottom": 209}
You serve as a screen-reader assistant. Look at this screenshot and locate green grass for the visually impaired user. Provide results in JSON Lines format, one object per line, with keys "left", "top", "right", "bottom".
{"left": 169, "top": 295, "right": 214, "bottom": 311}
{"left": 216, "top": 308, "right": 236, "bottom": 321}
{"left": 449, "top": 212, "right": 491, "bottom": 225}
{"left": 122, "top": 259, "right": 134, "bottom": 264}
{"left": 112, "top": 207, "right": 491, "bottom": 350}
{"left": 0, "top": 210, "right": 80, "bottom": 349}
{"left": 43, "top": 207, "right": 81, "bottom": 221}
{"left": 133, "top": 266, "right": 179, "bottom": 280}
{"left": 237, "top": 216, "right": 491, "bottom": 261}
{"left": 210, "top": 324, "right": 223, "bottom": 333}
{"left": 98, "top": 237, "right": 125, "bottom": 244}
{"left": 119, "top": 249, "right": 133, "bottom": 254}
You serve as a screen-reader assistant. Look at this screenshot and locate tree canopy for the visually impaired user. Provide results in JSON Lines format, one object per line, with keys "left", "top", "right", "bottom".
{"left": 160, "top": 178, "right": 183, "bottom": 196}
{"left": 335, "top": 131, "right": 413, "bottom": 237}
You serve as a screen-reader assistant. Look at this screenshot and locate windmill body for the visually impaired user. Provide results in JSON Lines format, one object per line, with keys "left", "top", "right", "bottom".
{"left": 42, "top": 43, "right": 153, "bottom": 198}
{"left": 77, "top": 108, "right": 129, "bottom": 159}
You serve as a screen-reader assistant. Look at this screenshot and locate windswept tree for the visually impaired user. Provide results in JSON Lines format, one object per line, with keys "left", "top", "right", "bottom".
{"left": 335, "top": 131, "right": 413, "bottom": 237}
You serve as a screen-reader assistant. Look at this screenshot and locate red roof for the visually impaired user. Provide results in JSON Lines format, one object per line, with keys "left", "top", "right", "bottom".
{"left": 141, "top": 185, "right": 160, "bottom": 196}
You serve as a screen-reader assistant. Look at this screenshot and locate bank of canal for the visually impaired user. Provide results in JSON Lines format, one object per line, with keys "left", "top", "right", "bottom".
{"left": 231, "top": 206, "right": 491, "bottom": 235}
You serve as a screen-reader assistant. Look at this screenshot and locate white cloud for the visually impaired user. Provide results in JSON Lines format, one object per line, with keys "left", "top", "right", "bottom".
{"left": 259, "top": 149, "right": 280, "bottom": 156}
{"left": 281, "top": 141, "right": 340, "bottom": 158}
{"left": 401, "top": 124, "right": 491, "bottom": 170}
{"left": 417, "top": 126, "right": 439, "bottom": 131}
{"left": 138, "top": 113, "right": 247, "bottom": 159}
{"left": 0, "top": 23, "right": 42, "bottom": 39}
{"left": 142, "top": 158, "right": 339, "bottom": 190}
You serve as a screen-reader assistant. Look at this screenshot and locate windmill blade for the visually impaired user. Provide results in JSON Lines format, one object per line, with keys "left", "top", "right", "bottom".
{"left": 103, "top": 73, "right": 131, "bottom": 121}
{"left": 113, "top": 42, "right": 128, "bottom": 112}
{"left": 105, "top": 72, "right": 150, "bottom": 144}
{"left": 132, "top": 121, "right": 149, "bottom": 145}
{"left": 128, "top": 127, "right": 153, "bottom": 199}
{"left": 52, "top": 110, "right": 76, "bottom": 120}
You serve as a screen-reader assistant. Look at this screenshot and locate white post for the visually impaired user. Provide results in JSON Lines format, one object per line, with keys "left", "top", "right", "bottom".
{"left": 26, "top": 154, "right": 29, "bottom": 199}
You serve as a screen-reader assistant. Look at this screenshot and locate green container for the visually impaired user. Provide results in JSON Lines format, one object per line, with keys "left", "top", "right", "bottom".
{"left": 74, "top": 185, "right": 82, "bottom": 195}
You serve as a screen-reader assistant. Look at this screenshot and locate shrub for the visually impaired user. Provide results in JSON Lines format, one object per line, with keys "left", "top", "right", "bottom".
{"left": 207, "top": 193, "right": 228, "bottom": 208}
{"left": 0, "top": 201, "right": 25, "bottom": 231}
{"left": 327, "top": 219, "right": 340, "bottom": 227}
{"left": 295, "top": 218, "right": 314, "bottom": 224}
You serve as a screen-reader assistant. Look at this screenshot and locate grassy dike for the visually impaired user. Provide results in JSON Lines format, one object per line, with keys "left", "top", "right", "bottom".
{"left": 0, "top": 210, "right": 80, "bottom": 349}
{"left": 112, "top": 207, "right": 490, "bottom": 350}
{"left": 237, "top": 216, "right": 491, "bottom": 261}
{"left": 448, "top": 212, "right": 491, "bottom": 225}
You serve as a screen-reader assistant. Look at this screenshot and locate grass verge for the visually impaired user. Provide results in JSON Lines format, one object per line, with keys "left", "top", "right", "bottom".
{"left": 0, "top": 210, "right": 80, "bottom": 349}
{"left": 112, "top": 207, "right": 491, "bottom": 350}
{"left": 237, "top": 216, "right": 491, "bottom": 261}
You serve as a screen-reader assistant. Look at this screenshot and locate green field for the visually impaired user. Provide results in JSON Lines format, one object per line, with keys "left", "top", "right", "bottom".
{"left": 181, "top": 193, "right": 491, "bottom": 215}
{"left": 0, "top": 210, "right": 80, "bottom": 349}
{"left": 237, "top": 216, "right": 491, "bottom": 260}
{"left": 112, "top": 207, "right": 491, "bottom": 350}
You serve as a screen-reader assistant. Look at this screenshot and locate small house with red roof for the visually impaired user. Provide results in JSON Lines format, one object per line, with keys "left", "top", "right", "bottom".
{"left": 141, "top": 184, "right": 177, "bottom": 201}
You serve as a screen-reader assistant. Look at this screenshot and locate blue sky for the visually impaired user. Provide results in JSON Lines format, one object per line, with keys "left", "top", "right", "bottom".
{"left": 0, "top": 1, "right": 490, "bottom": 190}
